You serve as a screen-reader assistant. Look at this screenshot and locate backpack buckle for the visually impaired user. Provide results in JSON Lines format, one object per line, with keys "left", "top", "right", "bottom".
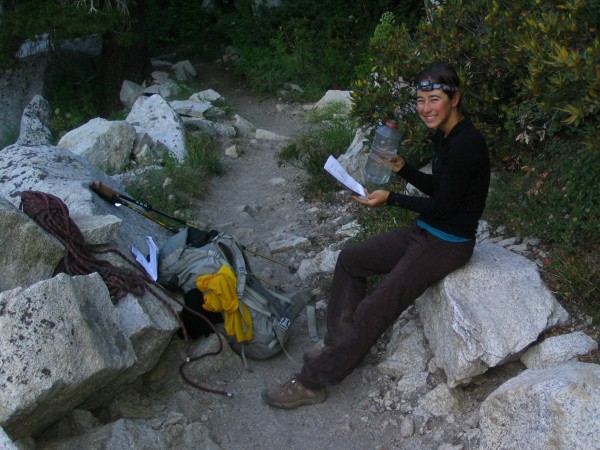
{"left": 276, "top": 317, "right": 291, "bottom": 332}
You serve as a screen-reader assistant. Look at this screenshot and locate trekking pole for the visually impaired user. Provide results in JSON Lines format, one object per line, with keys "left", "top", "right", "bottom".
{"left": 90, "top": 182, "right": 296, "bottom": 273}
{"left": 90, "top": 182, "right": 180, "bottom": 233}
{"left": 242, "top": 247, "right": 296, "bottom": 274}
{"left": 91, "top": 182, "right": 188, "bottom": 228}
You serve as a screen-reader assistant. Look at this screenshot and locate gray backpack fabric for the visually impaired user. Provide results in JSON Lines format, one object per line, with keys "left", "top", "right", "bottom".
{"left": 157, "top": 228, "right": 308, "bottom": 360}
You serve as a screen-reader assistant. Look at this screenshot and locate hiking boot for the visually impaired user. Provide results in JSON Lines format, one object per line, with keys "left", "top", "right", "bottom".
{"left": 261, "top": 377, "right": 326, "bottom": 409}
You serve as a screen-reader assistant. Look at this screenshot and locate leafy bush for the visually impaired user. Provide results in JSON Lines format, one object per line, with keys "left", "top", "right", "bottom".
{"left": 352, "top": 0, "right": 600, "bottom": 157}
{"left": 206, "top": 0, "right": 424, "bottom": 98}
{"left": 275, "top": 102, "right": 356, "bottom": 195}
{"left": 47, "top": 69, "right": 102, "bottom": 141}
{"left": 146, "top": 0, "right": 225, "bottom": 59}
{"left": 227, "top": 9, "right": 362, "bottom": 97}
{"left": 485, "top": 138, "right": 599, "bottom": 248}
{"left": 351, "top": 1, "right": 600, "bottom": 321}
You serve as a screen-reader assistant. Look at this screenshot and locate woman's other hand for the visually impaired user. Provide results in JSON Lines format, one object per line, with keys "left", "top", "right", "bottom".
{"left": 390, "top": 156, "right": 406, "bottom": 173}
{"left": 352, "top": 189, "right": 389, "bottom": 207}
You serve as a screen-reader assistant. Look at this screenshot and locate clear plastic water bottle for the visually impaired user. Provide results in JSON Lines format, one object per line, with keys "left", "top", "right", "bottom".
{"left": 363, "top": 119, "right": 402, "bottom": 184}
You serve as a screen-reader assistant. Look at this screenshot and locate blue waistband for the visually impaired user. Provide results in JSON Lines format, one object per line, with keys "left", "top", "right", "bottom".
{"left": 417, "top": 220, "right": 471, "bottom": 242}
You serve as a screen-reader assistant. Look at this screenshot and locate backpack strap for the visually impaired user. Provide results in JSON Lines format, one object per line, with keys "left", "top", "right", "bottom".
{"left": 307, "top": 301, "right": 319, "bottom": 342}
{"left": 245, "top": 274, "right": 295, "bottom": 338}
{"left": 212, "top": 232, "right": 248, "bottom": 299}
{"left": 245, "top": 274, "right": 288, "bottom": 318}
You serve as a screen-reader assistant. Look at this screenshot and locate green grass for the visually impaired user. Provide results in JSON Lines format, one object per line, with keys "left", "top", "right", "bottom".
{"left": 484, "top": 140, "right": 600, "bottom": 323}
{"left": 123, "top": 131, "right": 224, "bottom": 223}
{"left": 46, "top": 69, "right": 101, "bottom": 142}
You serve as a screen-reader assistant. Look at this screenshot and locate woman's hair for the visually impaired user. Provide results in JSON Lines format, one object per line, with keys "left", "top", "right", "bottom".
{"left": 416, "top": 62, "right": 464, "bottom": 113}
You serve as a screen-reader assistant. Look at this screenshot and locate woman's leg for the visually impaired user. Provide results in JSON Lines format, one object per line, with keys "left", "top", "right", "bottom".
{"left": 324, "top": 227, "right": 414, "bottom": 346}
{"left": 299, "top": 227, "right": 474, "bottom": 389}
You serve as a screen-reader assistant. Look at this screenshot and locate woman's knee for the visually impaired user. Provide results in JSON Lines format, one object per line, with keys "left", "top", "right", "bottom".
{"left": 337, "top": 244, "right": 363, "bottom": 274}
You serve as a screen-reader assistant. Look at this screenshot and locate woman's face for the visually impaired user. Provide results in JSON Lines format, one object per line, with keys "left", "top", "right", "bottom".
{"left": 416, "top": 88, "right": 461, "bottom": 136}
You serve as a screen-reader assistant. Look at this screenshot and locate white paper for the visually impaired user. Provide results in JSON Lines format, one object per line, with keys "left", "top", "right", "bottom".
{"left": 324, "top": 155, "right": 366, "bottom": 197}
{"left": 131, "top": 236, "right": 159, "bottom": 281}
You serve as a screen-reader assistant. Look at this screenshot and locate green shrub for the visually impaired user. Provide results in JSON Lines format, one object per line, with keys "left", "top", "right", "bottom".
{"left": 485, "top": 138, "right": 599, "bottom": 248}
{"left": 123, "top": 132, "right": 223, "bottom": 220}
{"left": 484, "top": 136, "right": 600, "bottom": 322}
{"left": 275, "top": 102, "right": 356, "bottom": 195}
{"left": 353, "top": 0, "right": 600, "bottom": 151}
{"left": 47, "top": 70, "right": 102, "bottom": 141}
{"left": 231, "top": 15, "right": 362, "bottom": 98}
{"left": 509, "top": 2, "right": 600, "bottom": 134}
{"left": 369, "top": 11, "right": 397, "bottom": 48}
{"left": 209, "top": 0, "right": 424, "bottom": 99}
{"left": 146, "top": 0, "right": 225, "bottom": 59}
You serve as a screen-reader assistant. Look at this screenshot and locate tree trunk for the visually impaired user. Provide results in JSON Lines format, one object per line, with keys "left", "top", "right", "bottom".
{"left": 98, "top": 0, "right": 149, "bottom": 115}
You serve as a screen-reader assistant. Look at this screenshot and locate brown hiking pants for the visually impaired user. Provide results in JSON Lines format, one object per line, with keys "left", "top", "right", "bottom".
{"left": 298, "top": 225, "right": 475, "bottom": 389}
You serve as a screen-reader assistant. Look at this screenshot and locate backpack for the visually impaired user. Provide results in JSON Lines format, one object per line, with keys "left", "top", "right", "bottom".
{"left": 157, "top": 227, "right": 309, "bottom": 360}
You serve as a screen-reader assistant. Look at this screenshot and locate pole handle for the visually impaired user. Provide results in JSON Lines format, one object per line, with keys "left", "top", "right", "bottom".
{"left": 90, "top": 182, "right": 121, "bottom": 203}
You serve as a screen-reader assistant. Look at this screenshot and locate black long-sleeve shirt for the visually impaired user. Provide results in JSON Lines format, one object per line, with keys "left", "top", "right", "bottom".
{"left": 386, "top": 117, "right": 490, "bottom": 240}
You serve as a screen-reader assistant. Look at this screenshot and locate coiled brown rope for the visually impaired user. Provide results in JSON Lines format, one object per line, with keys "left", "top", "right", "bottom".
{"left": 21, "top": 190, "right": 148, "bottom": 301}
{"left": 20, "top": 190, "right": 232, "bottom": 397}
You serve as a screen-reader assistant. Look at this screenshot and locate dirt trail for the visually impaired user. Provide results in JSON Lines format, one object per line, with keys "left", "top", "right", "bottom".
{"left": 168, "top": 62, "right": 422, "bottom": 450}
{"left": 133, "top": 62, "right": 480, "bottom": 450}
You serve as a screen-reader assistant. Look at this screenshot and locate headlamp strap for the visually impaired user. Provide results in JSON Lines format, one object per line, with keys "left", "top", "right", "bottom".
{"left": 416, "top": 79, "right": 456, "bottom": 93}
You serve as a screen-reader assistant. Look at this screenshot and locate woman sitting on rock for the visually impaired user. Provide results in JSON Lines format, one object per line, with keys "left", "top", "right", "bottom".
{"left": 262, "top": 61, "right": 491, "bottom": 409}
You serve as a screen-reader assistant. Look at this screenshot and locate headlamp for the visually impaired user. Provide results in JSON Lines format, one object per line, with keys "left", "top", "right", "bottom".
{"left": 416, "top": 79, "right": 456, "bottom": 93}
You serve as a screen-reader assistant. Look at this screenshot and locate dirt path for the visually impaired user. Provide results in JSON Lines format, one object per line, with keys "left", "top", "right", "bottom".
{"left": 183, "top": 62, "right": 405, "bottom": 450}
{"left": 145, "top": 62, "right": 431, "bottom": 450}
{"left": 126, "top": 62, "right": 496, "bottom": 450}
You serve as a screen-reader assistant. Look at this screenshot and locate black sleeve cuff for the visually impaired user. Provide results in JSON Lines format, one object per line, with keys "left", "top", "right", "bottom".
{"left": 386, "top": 191, "right": 400, "bottom": 206}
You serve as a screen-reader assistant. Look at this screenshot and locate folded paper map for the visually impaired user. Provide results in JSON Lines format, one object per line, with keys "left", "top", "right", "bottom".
{"left": 324, "top": 155, "right": 367, "bottom": 197}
